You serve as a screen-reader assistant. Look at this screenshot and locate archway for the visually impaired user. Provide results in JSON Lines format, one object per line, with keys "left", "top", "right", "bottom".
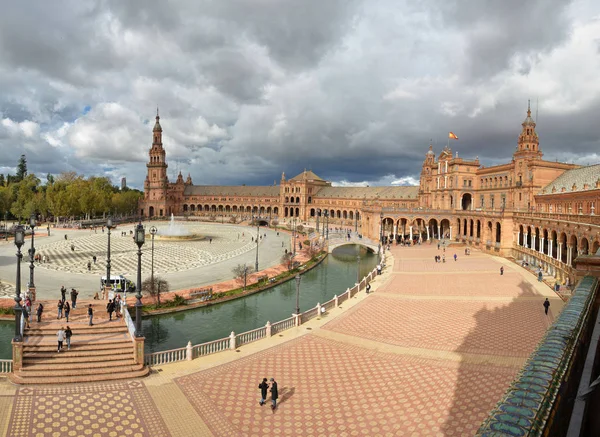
{"left": 440, "top": 219, "right": 451, "bottom": 239}
{"left": 149, "top": 206, "right": 155, "bottom": 217}
{"left": 559, "top": 233, "right": 568, "bottom": 264}
{"left": 429, "top": 218, "right": 439, "bottom": 239}
{"left": 461, "top": 193, "right": 472, "bottom": 211}
{"left": 526, "top": 226, "right": 532, "bottom": 249}
{"left": 534, "top": 227, "right": 540, "bottom": 251}
{"left": 518, "top": 225, "right": 524, "bottom": 246}
{"left": 542, "top": 229, "right": 549, "bottom": 255}
{"left": 551, "top": 230, "right": 558, "bottom": 259}
{"left": 495, "top": 222, "right": 501, "bottom": 244}
{"left": 580, "top": 237, "right": 589, "bottom": 256}
{"left": 592, "top": 240, "right": 600, "bottom": 255}
{"left": 570, "top": 234, "right": 579, "bottom": 264}
{"left": 476, "top": 220, "right": 481, "bottom": 239}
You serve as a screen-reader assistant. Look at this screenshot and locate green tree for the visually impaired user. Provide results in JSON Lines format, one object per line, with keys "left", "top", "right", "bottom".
{"left": 46, "top": 173, "right": 55, "bottom": 185}
{"left": 16, "top": 155, "right": 27, "bottom": 182}
{"left": 10, "top": 174, "right": 41, "bottom": 220}
{"left": 0, "top": 174, "right": 5, "bottom": 187}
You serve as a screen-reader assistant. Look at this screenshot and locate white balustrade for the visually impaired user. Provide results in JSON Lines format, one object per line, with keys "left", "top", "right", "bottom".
{"left": 236, "top": 326, "right": 267, "bottom": 347}
{"left": 144, "top": 347, "right": 187, "bottom": 366}
{"left": 192, "top": 337, "right": 231, "bottom": 358}
{"left": 271, "top": 317, "right": 295, "bottom": 334}
{"left": 121, "top": 302, "right": 137, "bottom": 340}
{"left": 0, "top": 359, "right": 12, "bottom": 373}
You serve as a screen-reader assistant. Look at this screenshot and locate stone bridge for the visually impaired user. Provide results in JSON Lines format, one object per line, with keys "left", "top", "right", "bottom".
{"left": 327, "top": 234, "right": 380, "bottom": 254}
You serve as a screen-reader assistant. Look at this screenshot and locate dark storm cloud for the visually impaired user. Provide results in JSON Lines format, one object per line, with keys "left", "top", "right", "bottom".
{"left": 433, "top": 0, "right": 575, "bottom": 79}
{"left": 0, "top": 0, "right": 598, "bottom": 190}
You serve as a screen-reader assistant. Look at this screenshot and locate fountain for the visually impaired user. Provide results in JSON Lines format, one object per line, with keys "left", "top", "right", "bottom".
{"left": 153, "top": 214, "right": 204, "bottom": 241}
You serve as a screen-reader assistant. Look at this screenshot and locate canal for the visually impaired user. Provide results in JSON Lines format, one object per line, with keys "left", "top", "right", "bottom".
{"left": 0, "top": 244, "right": 376, "bottom": 358}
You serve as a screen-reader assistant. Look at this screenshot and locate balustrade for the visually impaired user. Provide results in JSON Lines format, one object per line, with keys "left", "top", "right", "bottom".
{"left": 0, "top": 359, "right": 12, "bottom": 373}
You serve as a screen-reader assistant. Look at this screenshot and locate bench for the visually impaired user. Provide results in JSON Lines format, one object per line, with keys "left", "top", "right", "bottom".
{"left": 190, "top": 287, "right": 213, "bottom": 301}
{"left": 256, "top": 275, "right": 269, "bottom": 283}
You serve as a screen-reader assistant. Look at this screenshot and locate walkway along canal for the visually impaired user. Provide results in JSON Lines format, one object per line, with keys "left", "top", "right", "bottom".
{"left": 0, "top": 244, "right": 376, "bottom": 358}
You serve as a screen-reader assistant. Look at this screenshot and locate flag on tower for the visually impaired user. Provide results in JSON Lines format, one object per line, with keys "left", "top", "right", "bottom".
{"left": 448, "top": 132, "right": 458, "bottom": 140}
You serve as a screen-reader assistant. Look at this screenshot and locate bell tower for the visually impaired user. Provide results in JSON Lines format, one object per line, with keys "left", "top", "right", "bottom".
{"left": 514, "top": 101, "right": 542, "bottom": 160}
{"left": 143, "top": 108, "right": 169, "bottom": 209}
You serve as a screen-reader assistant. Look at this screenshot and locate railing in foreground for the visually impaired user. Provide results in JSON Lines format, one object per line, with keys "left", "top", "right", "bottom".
{"left": 0, "top": 359, "right": 13, "bottom": 373}
{"left": 143, "top": 253, "right": 386, "bottom": 367}
{"left": 121, "top": 301, "right": 137, "bottom": 340}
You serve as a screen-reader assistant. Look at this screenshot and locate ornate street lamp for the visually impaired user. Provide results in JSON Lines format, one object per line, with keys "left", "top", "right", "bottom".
{"left": 27, "top": 214, "right": 36, "bottom": 300}
{"left": 295, "top": 274, "right": 301, "bottom": 315}
{"left": 255, "top": 217, "right": 260, "bottom": 272}
{"left": 134, "top": 221, "right": 145, "bottom": 337}
{"left": 149, "top": 226, "right": 157, "bottom": 301}
{"left": 357, "top": 254, "right": 361, "bottom": 284}
{"left": 379, "top": 212, "right": 384, "bottom": 261}
{"left": 14, "top": 225, "right": 25, "bottom": 342}
{"left": 105, "top": 217, "right": 114, "bottom": 297}
{"left": 315, "top": 209, "right": 320, "bottom": 234}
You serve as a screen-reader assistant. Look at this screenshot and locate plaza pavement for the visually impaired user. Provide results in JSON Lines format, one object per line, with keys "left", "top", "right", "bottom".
{"left": 0, "top": 243, "right": 563, "bottom": 436}
{"left": 0, "top": 222, "right": 290, "bottom": 302}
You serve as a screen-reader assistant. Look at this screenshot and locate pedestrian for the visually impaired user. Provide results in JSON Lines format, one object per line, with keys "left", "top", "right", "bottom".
{"left": 377, "top": 264, "right": 382, "bottom": 275}
{"left": 22, "top": 306, "right": 30, "bottom": 329}
{"left": 366, "top": 283, "right": 371, "bottom": 294}
{"left": 93, "top": 255, "right": 97, "bottom": 264}
{"left": 543, "top": 298, "right": 550, "bottom": 315}
{"left": 42, "top": 254, "right": 47, "bottom": 263}
{"left": 269, "top": 378, "right": 278, "bottom": 410}
{"left": 87, "top": 261, "right": 91, "bottom": 271}
{"left": 453, "top": 253, "right": 457, "bottom": 262}
{"left": 500, "top": 266, "right": 504, "bottom": 276}
{"left": 209, "top": 238, "right": 212, "bottom": 244}
{"left": 258, "top": 378, "right": 269, "bottom": 406}
{"left": 64, "top": 301, "right": 70, "bottom": 322}
{"left": 538, "top": 270, "right": 543, "bottom": 282}
{"left": 442, "top": 254, "right": 446, "bottom": 263}
{"left": 36, "top": 303, "right": 44, "bottom": 322}
{"left": 106, "top": 299, "right": 115, "bottom": 321}
{"left": 88, "top": 304, "right": 94, "bottom": 326}
{"left": 65, "top": 326, "right": 72, "bottom": 350}
{"left": 24, "top": 296, "right": 31, "bottom": 314}
{"left": 71, "top": 243, "right": 75, "bottom": 251}
{"left": 61, "top": 285, "right": 66, "bottom": 302}
{"left": 64, "top": 234, "right": 68, "bottom": 240}
{"left": 57, "top": 327, "right": 65, "bottom": 352}
{"left": 71, "top": 288, "right": 78, "bottom": 309}
{"left": 57, "top": 300, "right": 64, "bottom": 319}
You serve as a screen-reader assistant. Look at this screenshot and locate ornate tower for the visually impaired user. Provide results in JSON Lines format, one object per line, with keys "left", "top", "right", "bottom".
{"left": 514, "top": 101, "right": 542, "bottom": 160}
{"left": 142, "top": 109, "right": 169, "bottom": 216}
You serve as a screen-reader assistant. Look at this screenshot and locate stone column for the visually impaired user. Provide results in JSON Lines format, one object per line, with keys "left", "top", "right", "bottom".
{"left": 524, "top": 231, "right": 528, "bottom": 248}
{"left": 12, "top": 340, "right": 23, "bottom": 371}
{"left": 409, "top": 226, "right": 413, "bottom": 241}
{"left": 393, "top": 224, "right": 397, "bottom": 241}
{"left": 531, "top": 235, "right": 536, "bottom": 252}
{"left": 548, "top": 240, "right": 553, "bottom": 258}
{"left": 438, "top": 225, "right": 441, "bottom": 240}
{"left": 558, "top": 243, "right": 562, "bottom": 263}
{"left": 539, "top": 238, "right": 544, "bottom": 254}
{"left": 449, "top": 226, "right": 452, "bottom": 240}
{"left": 186, "top": 341, "right": 193, "bottom": 361}
{"left": 567, "top": 246, "right": 572, "bottom": 266}
{"left": 426, "top": 226, "right": 430, "bottom": 240}
{"left": 134, "top": 336, "right": 145, "bottom": 365}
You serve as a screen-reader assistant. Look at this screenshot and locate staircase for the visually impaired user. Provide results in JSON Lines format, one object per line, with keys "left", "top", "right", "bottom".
{"left": 10, "top": 299, "right": 148, "bottom": 384}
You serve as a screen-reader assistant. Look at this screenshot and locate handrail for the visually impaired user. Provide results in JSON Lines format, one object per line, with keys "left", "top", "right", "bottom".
{"left": 271, "top": 317, "right": 295, "bottom": 334}
{"left": 145, "top": 346, "right": 187, "bottom": 366}
{"left": 192, "top": 337, "right": 230, "bottom": 358}
{"left": 19, "top": 312, "right": 24, "bottom": 339}
{"left": 236, "top": 326, "right": 267, "bottom": 347}
{"left": 0, "top": 359, "right": 13, "bottom": 373}
{"left": 121, "top": 301, "right": 136, "bottom": 340}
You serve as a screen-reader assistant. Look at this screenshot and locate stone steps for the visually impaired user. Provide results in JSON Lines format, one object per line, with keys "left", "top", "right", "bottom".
{"left": 13, "top": 299, "right": 148, "bottom": 385}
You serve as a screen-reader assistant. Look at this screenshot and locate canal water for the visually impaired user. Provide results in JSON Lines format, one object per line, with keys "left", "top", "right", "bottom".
{"left": 0, "top": 244, "right": 376, "bottom": 358}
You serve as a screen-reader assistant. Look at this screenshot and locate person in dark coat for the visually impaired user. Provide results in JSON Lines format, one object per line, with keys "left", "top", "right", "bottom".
{"left": 543, "top": 298, "right": 550, "bottom": 315}
{"left": 60, "top": 285, "right": 66, "bottom": 302}
{"left": 88, "top": 304, "right": 94, "bottom": 326}
{"left": 258, "top": 378, "right": 268, "bottom": 406}
{"left": 106, "top": 300, "right": 115, "bottom": 321}
{"left": 500, "top": 266, "right": 504, "bottom": 275}
{"left": 270, "top": 378, "right": 278, "bottom": 410}
{"left": 36, "top": 303, "right": 44, "bottom": 322}
{"left": 64, "top": 301, "right": 71, "bottom": 322}
{"left": 71, "top": 289, "right": 79, "bottom": 309}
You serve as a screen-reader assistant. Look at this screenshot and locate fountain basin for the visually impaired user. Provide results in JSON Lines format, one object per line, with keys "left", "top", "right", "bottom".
{"left": 150, "top": 233, "right": 205, "bottom": 242}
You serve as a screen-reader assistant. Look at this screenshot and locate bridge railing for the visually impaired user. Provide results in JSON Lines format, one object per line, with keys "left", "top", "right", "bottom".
{"left": 0, "top": 359, "right": 12, "bottom": 373}
{"left": 121, "top": 301, "right": 137, "bottom": 340}
{"left": 143, "top": 257, "right": 384, "bottom": 367}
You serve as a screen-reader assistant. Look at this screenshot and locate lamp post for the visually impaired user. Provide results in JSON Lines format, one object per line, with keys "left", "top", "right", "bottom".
{"left": 105, "top": 217, "right": 113, "bottom": 299}
{"left": 149, "top": 226, "right": 157, "bottom": 302}
{"left": 13, "top": 225, "right": 25, "bottom": 342}
{"left": 295, "top": 274, "right": 301, "bottom": 315}
{"left": 255, "top": 217, "right": 260, "bottom": 272}
{"left": 292, "top": 217, "right": 296, "bottom": 256}
{"left": 27, "top": 214, "right": 36, "bottom": 301}
{"left": 354, "top": 211, "right": 358, "bottom": 234}
{"left": 322, "top": 210, "right": 325, "bottom": 235}
{"left": 325, "top": 211, "right": 329, "bottom": 240}
{"left": 357, "top": 254, "right": 361, "bottom": 284}
{"left": 379, "top": 212, "right": 383, "bottom": 261}
{"left": 134, "top": 221, "right": 145, "bottom": 337}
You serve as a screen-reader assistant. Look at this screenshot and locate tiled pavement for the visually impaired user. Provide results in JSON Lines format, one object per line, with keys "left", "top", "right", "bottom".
{"left": 0, "top": 244, "right": 564, "bottom": 436}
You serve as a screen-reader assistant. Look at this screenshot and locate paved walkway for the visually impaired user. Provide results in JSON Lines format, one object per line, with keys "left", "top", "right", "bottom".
{"left": 0, "top": 222, "right": 290, "bottom": 301}
{"left": 0, "top": 244, "right": 564, "bottom": 436}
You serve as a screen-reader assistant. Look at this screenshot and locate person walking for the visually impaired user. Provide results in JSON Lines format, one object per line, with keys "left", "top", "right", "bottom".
{"left": 500, "top": 266, "right": 504, "bottom": 275}
{"left": 36, "top": 303, "right": 44, "bottom": 322}
{"left": 71, "top": 288, "right": 79, "bottom": 309}
{"left": 57, "top": 300, "right": 64, "bottom": 319}
{"left": 543, "top": 298, "right": 550, "bottom": 315}
{"left": 106, "top": 299, "right": 115, "bottom": 321}
{"left": 87, "top": 304, "right": 94, "bottom": 326}
{"left": 64, "top": 301, "right": 71, "bottom": 322}
{"left": 442, "top": 254, "right": 446, "bottom": 263}
{"left": 453, "top": 253, "right": 457, "bottom": 262}
{"left": 269, "top": 378, "right": 279, "bottom": 410}
{"left": 65, "top": 326, "right": 72, "bottom": 350}
{"left": 57, "top": 327, "right": 65, "bottom": 353}
{"left": 61, "top": 285, "right": 66, "bottom": 302}
{"left": 87, "top": 261, "right": 91, "bottom": 271}
{"left": 22, "top": 306, "right": 30, "bottom": 329}
{"left": 258, "top": 378, "right": 269, "bottom": 406}
{"left": 93, "top": 255, "right": 97, "bottom": 264}
{"left": 366, "top": 283, "right": 371, "bottom": 294}
{"left": 538, "top": 270, "right": 543, "bottom": 282}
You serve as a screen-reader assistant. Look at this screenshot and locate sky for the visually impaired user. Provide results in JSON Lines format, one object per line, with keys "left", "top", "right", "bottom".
{"left": 0, "top": 0, "right": 599, "bottom": 189}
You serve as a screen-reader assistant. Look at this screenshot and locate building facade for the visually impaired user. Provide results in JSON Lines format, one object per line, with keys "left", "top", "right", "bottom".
{"left": 139, "top": 105, "right": 600, "bottom": 285}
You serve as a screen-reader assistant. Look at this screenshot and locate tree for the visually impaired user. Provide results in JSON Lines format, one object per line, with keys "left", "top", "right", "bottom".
{"left": 46, "top": 173, "right": 55, "bottom": 185}
{"left": 141, "top": 275, "right": 169, "bottom": 306}
{"left": 16, "top": 155, "right": 27, "bottom": 182}
{"left": 232, "top": 264, "right": 252, "bottom": 290}
{"left": 0, "top": 174, "right": 5, "bottom": 187}
{"left": 10, "top": 174, "right": 41, "bottom": 220}
{"left": 281, "top": 252, "right": 294, "bottom": 270}
{"left": 307, "top": 242, "right": 322, "bottom": 260}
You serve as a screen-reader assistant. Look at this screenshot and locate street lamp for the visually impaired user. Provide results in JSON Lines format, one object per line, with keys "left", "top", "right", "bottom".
{"left": 295, "top": 274, "right": 301, "bottom": 315}
{"left": 27, "top": 214, "right": 36, "bottom": 301}
{"left": 354, "top": 210, "right": 358, "bottom": 234}
{"left": 255, "top": 218, "right": 260, "bottom": 272}
{"left": 14, "top": 225, "right": 25, "bottom": 342}
{"left": 134, "top": 221, "right": 145, "bottom": 337}
{"left": 357, "top": 254, "right": 361, "bottom": 285}
{"left": 149, "top": 226, "right": 157, "bottom": 303}
{"left": 292, "top": 217, "right": 296, "bottom": 256}
{"left": 315, "top": 209, "right": 320, "bottom": 235}
{"left": 379, "top": 212, "right": 384, "bottom": 261}
{"left": 325, "top": 211, "right": 329, "bottom": 240}
{"left": 105, "top": 217, "right": 114, "bottom": 299}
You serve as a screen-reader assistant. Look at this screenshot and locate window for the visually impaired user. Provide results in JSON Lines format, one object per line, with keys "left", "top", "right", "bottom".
{"left": 468, "top": 180, "right": 472, "bottom": 187}
{"left": 490, "top": 195, "right": 495, "bottom": 209}
{"left": 480, "top": 195, "right": 484, "bottom": 208}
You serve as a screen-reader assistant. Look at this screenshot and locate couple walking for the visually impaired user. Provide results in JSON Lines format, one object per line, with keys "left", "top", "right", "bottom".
{"left": 258, "top": 377, "right": 278, "bottom": 410}
{"left": 56, "top": 326, "right": 72, "bottom": 352}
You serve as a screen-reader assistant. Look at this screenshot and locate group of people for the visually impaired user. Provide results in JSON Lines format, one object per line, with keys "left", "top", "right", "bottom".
{"left": 56, "top": 326, "right": 73, "bottom": 352}
{"left": 258, "top": 377, "right": 279, "bottom": 410}
{"left": 33, "top": 253, "right": 49, "bottom": 263}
